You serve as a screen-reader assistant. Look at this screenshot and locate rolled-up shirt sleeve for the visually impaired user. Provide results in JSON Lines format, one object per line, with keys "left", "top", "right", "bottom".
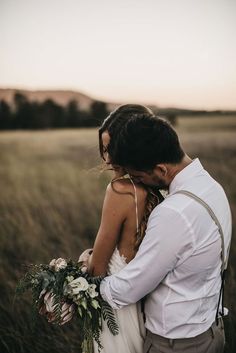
{"left": 100, "top": 205, "right": 194, "bottom": 308}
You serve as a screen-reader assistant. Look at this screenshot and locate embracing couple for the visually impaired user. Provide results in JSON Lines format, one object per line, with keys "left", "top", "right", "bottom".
{"left": 80, "top": 104, "right": 232, "bottom": 353}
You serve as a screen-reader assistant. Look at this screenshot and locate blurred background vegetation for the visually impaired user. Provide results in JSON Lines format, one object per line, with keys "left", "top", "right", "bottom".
{"left": 1, "top": 91, "right": 236, "bottom": 130}
{"left": 0, "top": 109, "right": 235, "bottom": 352}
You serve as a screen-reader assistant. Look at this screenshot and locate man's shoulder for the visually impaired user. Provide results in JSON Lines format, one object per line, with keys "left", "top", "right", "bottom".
{"left": 152, "top": 192, "right": 193, "bottom": 213}
{"left": 148, "top": 190, "right": 208, "bottom": 226}
{"left": 148, "top": 196, "right": 190, "bottom": 225}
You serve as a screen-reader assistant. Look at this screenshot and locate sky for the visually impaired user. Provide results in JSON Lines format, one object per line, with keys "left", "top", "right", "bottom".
{"left": 1, "top": 0, "right": 236, "bottom": 110}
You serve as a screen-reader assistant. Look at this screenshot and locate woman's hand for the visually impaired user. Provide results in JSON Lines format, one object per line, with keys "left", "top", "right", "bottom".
{"left": 78, "top": 248, "right": 93, "bottom": 272}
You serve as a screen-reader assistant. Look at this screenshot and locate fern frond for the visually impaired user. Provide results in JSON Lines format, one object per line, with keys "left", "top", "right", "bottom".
{"left": 101, "top": 300, "right": 119, "bottom": 335}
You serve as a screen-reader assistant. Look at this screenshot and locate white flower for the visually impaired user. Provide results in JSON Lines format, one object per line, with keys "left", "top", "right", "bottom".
{"left": 70, "top": 286, "right": 81, "bottom": 295}
{"left": 69, "top": 277, "right": 89, "bottom": 291}
{"left": 88, "top": 284, "right": 98, "bottom": 298}
{"left": 49, "top": 258, "right": 67, "bottom": 272}
{"left": 64, "top": 277, "right": 89, "bottom": 298}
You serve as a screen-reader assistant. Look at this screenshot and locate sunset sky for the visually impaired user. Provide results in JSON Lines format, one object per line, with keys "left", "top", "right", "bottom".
{"left": 1, "top": 0, "right": 236, "bottom": 109}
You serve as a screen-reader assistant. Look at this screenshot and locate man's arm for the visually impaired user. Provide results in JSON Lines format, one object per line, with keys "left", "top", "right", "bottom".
{"left": 100, "top": 205, "right": 194, "bottom": 308}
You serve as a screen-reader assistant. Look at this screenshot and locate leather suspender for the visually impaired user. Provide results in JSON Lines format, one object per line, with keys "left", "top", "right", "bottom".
{"left": 174, "top": 190, "right": 229, "bottom": 324}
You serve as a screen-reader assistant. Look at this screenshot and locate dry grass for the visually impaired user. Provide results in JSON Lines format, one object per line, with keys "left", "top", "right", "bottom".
{"left": 178, "top": 114, "right": 236, "bottom": 131}
{"left": 0, "top": 119, "right": 235, "bottom": 352}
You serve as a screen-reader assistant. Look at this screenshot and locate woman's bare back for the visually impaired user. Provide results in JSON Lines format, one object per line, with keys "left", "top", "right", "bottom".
{"left": 111, "top": 178, "right": 148, "bottom": 262}
{"left": 88, "top": 177, "right": 148, "bottom": 276}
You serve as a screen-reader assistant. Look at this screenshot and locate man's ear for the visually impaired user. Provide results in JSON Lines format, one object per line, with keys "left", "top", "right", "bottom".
{"left": 154, "top": 164, "right": 168, "bottom": 177}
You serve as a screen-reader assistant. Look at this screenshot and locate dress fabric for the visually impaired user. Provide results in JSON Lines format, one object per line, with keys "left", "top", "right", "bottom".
{"left": 93, "top": 247, "right": 146, "bottom": 353}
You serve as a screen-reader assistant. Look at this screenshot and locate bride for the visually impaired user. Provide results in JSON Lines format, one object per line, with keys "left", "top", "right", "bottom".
{"left": 79, "top": 104, "right": 163, "bottom": 353}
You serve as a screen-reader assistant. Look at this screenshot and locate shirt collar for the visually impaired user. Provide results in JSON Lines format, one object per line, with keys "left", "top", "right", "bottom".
{"left": 169, "top": 158, "right": 204, "bottom": 194}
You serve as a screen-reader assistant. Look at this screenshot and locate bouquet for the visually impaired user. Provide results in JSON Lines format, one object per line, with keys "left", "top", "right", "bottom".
{"left": 16, "top": 257, "right": 119, "bottom": 353}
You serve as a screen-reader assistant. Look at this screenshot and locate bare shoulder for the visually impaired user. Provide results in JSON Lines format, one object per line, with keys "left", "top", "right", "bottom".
{"left": 107, "top": 178, "right": 148, "bottom": 201}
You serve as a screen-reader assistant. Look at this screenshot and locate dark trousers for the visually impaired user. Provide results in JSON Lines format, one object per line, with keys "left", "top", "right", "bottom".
{"left": 144, "top": 318, "right": 225, "bottom": 353}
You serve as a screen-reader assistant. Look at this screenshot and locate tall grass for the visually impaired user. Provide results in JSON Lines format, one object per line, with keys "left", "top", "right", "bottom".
{"left": 0, "top": 124, "right": 235, "bottom": 352}
{"left": 0, "top": 129, "right": 110, "bottom": 353}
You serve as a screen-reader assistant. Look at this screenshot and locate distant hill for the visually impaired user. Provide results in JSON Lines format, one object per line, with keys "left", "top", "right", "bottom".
{"left": 0, "top": 88, "right": 104, "bottom": 110}
{"left": 1, "top": 88, "right": 235, "bottom": 117}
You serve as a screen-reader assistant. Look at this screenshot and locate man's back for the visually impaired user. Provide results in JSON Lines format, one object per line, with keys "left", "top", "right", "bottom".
{"left": 144, "top": 158, "right": 232, "bottom": 338}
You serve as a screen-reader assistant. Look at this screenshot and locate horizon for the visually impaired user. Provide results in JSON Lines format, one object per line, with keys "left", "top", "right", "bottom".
{"left": 1, "top": 0, "right": 236, "bottom": 110}
{"left": 1, "top": 86, "right": 236, "bottom": 112}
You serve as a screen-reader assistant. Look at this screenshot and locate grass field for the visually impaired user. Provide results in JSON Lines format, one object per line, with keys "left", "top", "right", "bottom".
{"left": 178, "top": 114, "right": 236, "bottom": 131}
{"left": 0, "top": 117, "right": 235, "bottom": 352}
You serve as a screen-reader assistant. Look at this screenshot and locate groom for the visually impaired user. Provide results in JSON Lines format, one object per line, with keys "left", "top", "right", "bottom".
{"left": 99, "top": 112, "right": 232, "bottom": 353}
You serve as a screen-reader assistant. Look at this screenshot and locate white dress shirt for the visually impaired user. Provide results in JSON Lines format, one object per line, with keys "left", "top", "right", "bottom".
{"left": 100, "top": 159, "right": 232, "bottom": 339}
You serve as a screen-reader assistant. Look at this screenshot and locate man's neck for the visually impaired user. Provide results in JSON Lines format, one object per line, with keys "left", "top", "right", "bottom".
{"left": 168, "top": 155, "right": 193, "bottom": 183}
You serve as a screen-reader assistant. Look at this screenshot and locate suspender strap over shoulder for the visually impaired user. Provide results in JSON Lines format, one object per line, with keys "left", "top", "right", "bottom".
{"left": 173, "top": 190, "right": 228, "bottom": 324}
{"left": 173, "top": 190, "right": 228, "bottom": 272}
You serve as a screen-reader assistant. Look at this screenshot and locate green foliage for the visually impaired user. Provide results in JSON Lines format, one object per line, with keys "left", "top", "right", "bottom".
{"left": 101, "top": 300, "right": 119, "bottom": 336}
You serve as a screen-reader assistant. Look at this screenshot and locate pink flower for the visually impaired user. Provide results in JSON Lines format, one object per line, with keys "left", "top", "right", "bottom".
{"left": 39, "top": 290, "right": 56, "bottom": 318}
{"left": 49, "top": 258, "right": 67, "bottom": 272}
{"left": 59, "top": 302, "right": 76, "bottom": 325}
{"left": 44, "top": 291, "right": 56, "bottom": 312}
{"left": 39, "top": 290, "right": 75, "bottom": 325}
{"left": 49, "top": 259, "right": 56, "bottom": 267}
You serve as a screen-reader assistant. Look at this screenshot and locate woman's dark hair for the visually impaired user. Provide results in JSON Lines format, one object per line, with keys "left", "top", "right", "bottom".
{"left": 98, "top": 104, "right": 154, "bottom": 160}
{"left": 109, "top": 114, "right": 185, "bottom": 171}
{"left": 99, "top": 104, "right": 163, "bottom": 252}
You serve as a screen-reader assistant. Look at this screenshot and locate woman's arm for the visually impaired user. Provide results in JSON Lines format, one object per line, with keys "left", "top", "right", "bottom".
{"left": 88, "top": 181, "right": 134, "bottom": 276}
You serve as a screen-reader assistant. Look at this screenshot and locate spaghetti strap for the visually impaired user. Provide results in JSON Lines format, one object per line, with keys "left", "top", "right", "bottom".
{"left": 129, "top": 178, "right": 139, "bottom": 235}
{"left": 111, "top": 175, "right": 139, "bottom": 234}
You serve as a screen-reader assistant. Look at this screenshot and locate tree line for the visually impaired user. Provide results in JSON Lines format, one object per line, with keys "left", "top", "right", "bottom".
{"left": 1, "top": 92, "right": 235, "bottom": 131}
{"left": 0, "top": 93, "right": 109, "bottom": 130}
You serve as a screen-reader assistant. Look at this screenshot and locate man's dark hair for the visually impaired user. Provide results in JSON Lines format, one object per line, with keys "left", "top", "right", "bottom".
{"left": 98, "top": 104, "right": 154, "bottom": 160}
{"left": 108, "top": 115, "right": 185, "bottom": 171}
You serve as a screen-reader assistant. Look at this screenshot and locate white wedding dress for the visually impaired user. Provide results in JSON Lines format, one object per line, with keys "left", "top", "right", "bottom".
{"left": 94, "top": 178, "right": 146, "bottom": 353}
